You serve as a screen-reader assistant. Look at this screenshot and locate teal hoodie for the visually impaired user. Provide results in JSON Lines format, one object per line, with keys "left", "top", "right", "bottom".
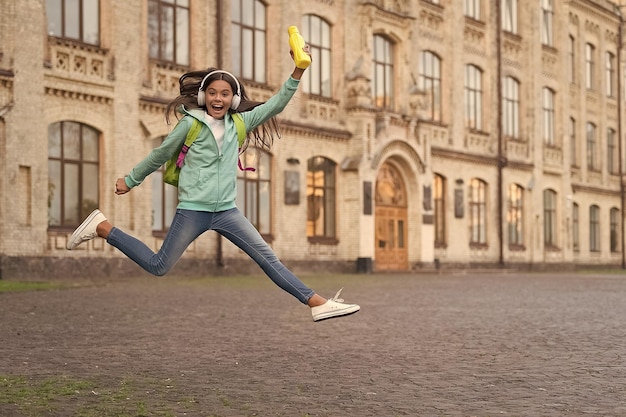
{"left": 125, "top": 76, "right": 300, "bottom": 212}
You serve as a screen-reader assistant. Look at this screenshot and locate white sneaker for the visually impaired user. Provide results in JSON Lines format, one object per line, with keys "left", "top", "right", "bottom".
{"left": 66, "top": 209, "right": 107, "bottom": 250}
{"left": 311, "top": 288, "right": 360, "bottom": 322}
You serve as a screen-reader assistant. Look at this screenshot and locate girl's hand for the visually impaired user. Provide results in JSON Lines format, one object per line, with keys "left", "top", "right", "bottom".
{"left": 115, "top": 177, "right": 130, "bottom": 195}
{"left": 291, "top": 45, "right": 311, "bottom": 80}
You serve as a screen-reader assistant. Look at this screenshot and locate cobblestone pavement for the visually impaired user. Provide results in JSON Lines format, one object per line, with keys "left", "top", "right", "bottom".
{"left": 2, "top": 271, "right": 626, "bottom": 416}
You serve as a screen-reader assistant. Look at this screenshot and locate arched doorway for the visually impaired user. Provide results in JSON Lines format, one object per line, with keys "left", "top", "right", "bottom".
{"left": 375, "top": 162, "right": 408, "bottom": 271}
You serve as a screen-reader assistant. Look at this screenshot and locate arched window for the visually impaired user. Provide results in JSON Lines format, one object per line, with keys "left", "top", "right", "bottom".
{"left": 301, "top": 15, "right": 332, "bottom": 97}
{"left": 507, "top": 183, "right": 524, "bottom": 246}
{"left": 590, "top": 205, "right": 600, "bottom": 252}
{"left": 48, "top": 121, "right": 100, "bottom": 228}
{"left": 465, "top": 65, "right": 482, "bottom": 130}
{"left": 610, "top": 207, "right": 620, "bottom": 253}
{"left": 237, "top": 149, "right": 272, "bottom": 236}
{"left": 419, "top": 51, "right": 442, "bottom": 121}
{"left": 543, "top": 189, "right": 557, "bottom": 247}
{"left": 572, "top": 202, "right": 579, "bottom": 252}
{"left": 151, "top": 137, "right": 178, "bottom": 234}
{"left": 307, "top": 157, "right": 336, "bottom": 241}
{"left": 231, "top": 0, "right": 266, "bottom": 83}
{"left": 469, "top": 178, "right": 487, "bottom": 245}
{"left": 372, "top": 35, "right": 394, "bottom": 109}
{"left": 543, "top": 87, "right": 555, "bottom": 145}
{"left": 502, "top": 76, "right": 519, "bottom": 139}
{"left": 434, "top": 174, "right": 446, "bottom": 246}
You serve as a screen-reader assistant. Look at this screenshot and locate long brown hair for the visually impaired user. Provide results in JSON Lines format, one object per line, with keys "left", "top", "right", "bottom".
{"left": 165, "top": 68, "right": 280, "bottom": 152}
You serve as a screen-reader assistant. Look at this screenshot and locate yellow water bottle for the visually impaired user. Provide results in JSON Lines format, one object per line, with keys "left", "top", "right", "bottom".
{"left": 288, "top": 25, "right": 311, "bottom": 69}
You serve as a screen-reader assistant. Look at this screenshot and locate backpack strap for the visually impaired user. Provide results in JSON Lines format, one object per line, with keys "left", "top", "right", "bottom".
{"left": 175, "top": 119, "right": 202, "bottom": 168}
{"left": 232, "top": 113, "right": 256, "bottom": 172}
{"left": 232, "top": 113, "right": 246, "bottom": 146}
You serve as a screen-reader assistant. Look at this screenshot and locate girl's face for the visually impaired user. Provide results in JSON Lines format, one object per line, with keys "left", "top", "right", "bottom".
{"left": 204, "top": 79, "right": 234, "bottom": 119}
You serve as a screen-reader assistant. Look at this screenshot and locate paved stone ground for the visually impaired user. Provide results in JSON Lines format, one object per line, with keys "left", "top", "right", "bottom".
{"left": 2, "top": 271, "right": 626, "bottom": 416}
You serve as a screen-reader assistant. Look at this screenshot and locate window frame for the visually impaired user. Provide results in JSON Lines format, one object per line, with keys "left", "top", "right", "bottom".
{"left": 590, "top": 205, "right": 600, "bottom": 252}
{"left": 48, "top": 121, "right": 100, "bottom": 229}
{"left": 502, "top": 0, "right": 517, "bottom": 34}
{"left": 46, "top": 0, "right": 101, "bottom": 45}
{"left": 541, "top": 0, "right": 553, "bottom": 47}
{"left": 542, "top": 87, "right": 555, "bottom": 146}
{"left": 586, "top": 122, "right": 598, "bottom": 171}
{"left": 372, "top": 34, "right": 394, "bottom": 109}
{"left": 301, "top": 15, "right": 332, "bottom": 98}
{"left": 231, "top": 0, "right": 267, "bottom": 83}
{"left": 465, "top": 64, "right": 483, "bottom": 131}
{"left": 306, "top": 156, "right": 337, "bottom": 243}
{"left": 151, "top": 137, "right": 178, "bottom": 236}
{"left": 469, "top": 178, "right": 487, "bottom": 246}
{"left": 237, "top": 148, "right": 273, "bottom": 238}
{"left": 507, "top": 183, "right": 524, "bottom": 247}
{"left": 147, "top": 0, "right": 190, "bottom": 66}
{"left": 419, "top": 51, "right": 442, "bottom": 122}
{"left": 434, "top": 174, "right": 446, "bottom": 247}
{"left": 610, "top": 207, "right": 620, "bottom": 253}
{"left": 502, "top": 76, "right": 520, "bottom": 139}
{"left": 543, "top": 189, "right": 557, "bottom": 248}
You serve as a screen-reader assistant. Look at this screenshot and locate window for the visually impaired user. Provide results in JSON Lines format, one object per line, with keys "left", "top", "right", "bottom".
{"left": 231, "top": 0, "right": 266, "bottom": 83}
{"left": 570, "top": 117, "right": 577, "bottom": 167}
{"left": 464, "top": 0, "right": 481, "bottom": 20}
{"left": 606, "top": 52, "right": 615, "bottom": 97}
{"left": 568, "top": 35, "right": 576, "bottom": 84}
{"left": 372, "top": 35, "right": 394, "bottom": 109}
{"left": 148, "top": 0, "right": 190, "bottom": 66}
{"left": 151, "top": 138, "right": 178, "bottom": 233}
{"left": 610, "top": 207, "right": 620, "bottom": 253}
{"left": 465, "top": 65, "right": 483, "bottom": 130}
{"left": 507, "top": 183, "right": 524, "bottom": 246}
{"left": 543, "top": 189, "right": 557, "bottom": 247}
{"left": 419, "top": 51, "right": 442, "bottom": 122}
{"left": 502, "top": 0, "right": 517, "bottom": 33}
{"left": 502, "top": 76, "right": 519, "bottom": 138}
{"left": 542, "top": 87, "right": 555, "bottom": 145}
{"left": 48, "top": 121, "right": 100, "bottom": 228}
{"left": 590, "top": 205, "right": 600, "bottom": 252}
{"left": 541, "top": 0, "right": 553, "bottom": 46}
{"left": 301, "top": 15, "right": 332, "bottom": 97}
{"left": 587, "top": 122, "right": 598, "bottom": 171}
{"left": 572, "top": 202, "right": 579, "bottom": 252}
{"left": 469, "top": 178, "right": 487, "bottom": 245}
{"left": 307, "top": 157, "right": 336, "bottom": 240}
{"left": 237, "top": 149, "right": 272, "bottom": 235}
{"left": 608, "top": 128, "right": 618, "bottom": 175}
{"left": 46, "top": 0, "right": 100, "bottom": 45}
{"left": 585, "top": 43, "right": 595, "bottom": 90}
{"left": 434, "top": 174, "right": 446, "bottom": 247}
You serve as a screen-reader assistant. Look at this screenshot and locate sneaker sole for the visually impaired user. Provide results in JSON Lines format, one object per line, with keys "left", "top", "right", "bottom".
{"left": 313, "top": 306, "right": 360, "bottom": 322}
{"left": 66, "top": 209, "right": 101, "bottom": 250}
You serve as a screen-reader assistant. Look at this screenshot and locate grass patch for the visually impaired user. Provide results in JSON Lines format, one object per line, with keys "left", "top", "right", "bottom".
{"left": 0, "top": 375, "right": 190, "bottom": 417}
{"left": 0, "top": 281, "right": 64, "bottom": 293}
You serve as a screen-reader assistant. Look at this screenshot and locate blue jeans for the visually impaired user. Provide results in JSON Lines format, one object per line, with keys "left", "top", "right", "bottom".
{"left": 107, "top": 208, "right": 315, "bottom": 304}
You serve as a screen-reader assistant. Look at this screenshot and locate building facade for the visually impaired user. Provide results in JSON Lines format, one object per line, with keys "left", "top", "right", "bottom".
{"left": 1, "top": 0, "right": 625, "bottom": 279}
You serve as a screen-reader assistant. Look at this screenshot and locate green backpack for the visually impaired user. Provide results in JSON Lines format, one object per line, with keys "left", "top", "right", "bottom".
{"left": 163, "top": 113, "right": 246, "bottom": 186}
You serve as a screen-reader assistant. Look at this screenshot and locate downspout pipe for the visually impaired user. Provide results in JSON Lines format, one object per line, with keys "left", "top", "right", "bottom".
{"left": 618, "top": 9, "right": 625, "bottom": 269}
{"left": 495, "top": 0, "right": 505, "bottom": 266}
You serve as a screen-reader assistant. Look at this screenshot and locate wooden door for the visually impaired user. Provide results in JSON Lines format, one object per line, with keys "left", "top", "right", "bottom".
{"left": 374, "top": 163, "right": 408, "bottom": 271}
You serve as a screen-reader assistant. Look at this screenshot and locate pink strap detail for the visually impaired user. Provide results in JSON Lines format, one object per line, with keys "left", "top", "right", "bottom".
{"left": 238, "top": 148, "right": 256, "bottom": 172}
{"left": 176, "top": 145, "right": 189, "bottom": 168}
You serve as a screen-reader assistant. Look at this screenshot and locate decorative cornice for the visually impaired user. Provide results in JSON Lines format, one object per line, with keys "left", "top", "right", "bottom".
{"left": 279, "top": 120, "right": 352, "bottom": 141}
{"left": 45, "top": 86, "right": 112, "bottom": 104}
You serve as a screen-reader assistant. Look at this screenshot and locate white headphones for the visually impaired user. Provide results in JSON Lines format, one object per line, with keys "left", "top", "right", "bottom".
{"left": 197, "top": 70, "right": 241, "bottom": 110}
